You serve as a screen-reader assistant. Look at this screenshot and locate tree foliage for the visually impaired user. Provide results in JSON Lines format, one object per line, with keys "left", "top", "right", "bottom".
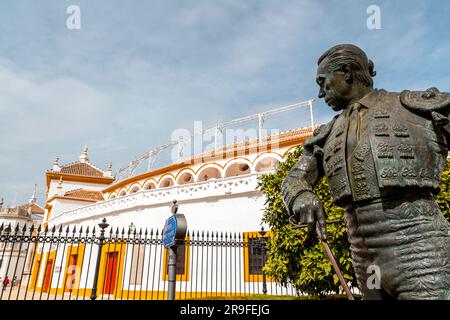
{"left": 436, "top": 159, "right": 450, "bottom": 220}
{"left": 257, "top": 146, "right": 450, "bottom": 296}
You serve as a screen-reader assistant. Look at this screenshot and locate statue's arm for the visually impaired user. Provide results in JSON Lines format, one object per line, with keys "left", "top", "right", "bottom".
{"left": 443, "top": 122, "right": 450, "bottom": 147}
{"left": 281, "top": 118, "right": 335, "bottom": 215}
{"left": 280, "top": 120, "right": 334, "bottom": 240}
{"left": 281, "top": 150, "right": 323, "bottom": 216}
{"left": 281, "top": 145, "right": 329, "bottom": 240}
{"left": 431, "top": 111, "right": 450, "bottom": 147}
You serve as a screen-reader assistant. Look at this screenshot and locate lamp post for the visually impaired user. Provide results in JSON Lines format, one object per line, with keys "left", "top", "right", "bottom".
{"left": 258, "top": 227, "right": 268, "bottom": 295}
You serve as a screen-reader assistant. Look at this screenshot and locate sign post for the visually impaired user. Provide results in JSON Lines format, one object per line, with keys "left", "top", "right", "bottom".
{"left": 162, "top": 200, "right": 187, "bottom": 300}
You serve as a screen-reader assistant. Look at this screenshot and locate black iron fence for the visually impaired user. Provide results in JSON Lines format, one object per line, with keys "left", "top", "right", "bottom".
{"left": 0, "top": 221, "right": 297, "bottom": 300}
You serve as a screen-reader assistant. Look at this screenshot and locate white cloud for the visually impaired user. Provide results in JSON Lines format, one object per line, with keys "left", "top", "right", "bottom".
{"left": 0, "top": 59, "right": 112, "bottom": 148}
{"left": 0, "top": 58, "right": 115, "bottom": 204}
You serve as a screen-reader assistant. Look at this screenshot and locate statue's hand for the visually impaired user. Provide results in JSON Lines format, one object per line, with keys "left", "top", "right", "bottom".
{"left": 290, "top": 192, "right": 328, "bottom": 241}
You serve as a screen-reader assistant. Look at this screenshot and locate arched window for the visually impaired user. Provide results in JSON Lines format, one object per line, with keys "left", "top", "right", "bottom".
{"left": 144, "top": 182, "right": 156, "bottom": 190}
{"left": 225, "top": 162, "right": 251, "bottom": 177}
{"left": 130, "top": 186, "right": 140, "bottom": 194}
{"left": 119, "top": 190, "right": 127, "bottom": 197}
{"left": 197, "top": 167, "right": 222, "bottom": 182}
{"left": 177, "top": 172, "right": 194, "bottom": 185}
{"left": 159, "top": 177, "right": 174, "bottom": 188}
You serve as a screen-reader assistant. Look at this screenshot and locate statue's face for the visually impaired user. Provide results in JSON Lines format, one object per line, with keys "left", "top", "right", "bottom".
{"left": 316, "top": 58, "right": 353, "bottom": 111}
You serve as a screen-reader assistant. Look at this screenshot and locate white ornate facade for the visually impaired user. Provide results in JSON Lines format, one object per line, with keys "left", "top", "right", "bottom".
{"left": 46, "top": 127, "right": 314, "bottom": 233}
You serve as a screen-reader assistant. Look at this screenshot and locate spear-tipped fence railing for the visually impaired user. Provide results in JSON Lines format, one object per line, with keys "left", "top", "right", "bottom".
{"left": 0, "top": 222, "right": 297, "bottom": 300}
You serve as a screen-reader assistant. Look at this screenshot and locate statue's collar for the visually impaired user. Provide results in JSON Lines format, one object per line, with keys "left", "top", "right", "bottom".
{"left": 343, "top": 89, "right": 384, "bottom": 117}
{"left": 357, "top": 88, "right": 385, "bottom": 109}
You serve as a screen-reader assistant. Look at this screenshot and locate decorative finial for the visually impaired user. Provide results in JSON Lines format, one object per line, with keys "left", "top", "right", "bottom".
{"left": 0, "top": 197, "right": 3, "bottom": 209}
{"left": 79, "top": 145, "right": 89, "bottom": 163}
{"left": 52, "top": 155, "right": 61, "bottom": 172}
{"left": 259, "top": 226, "right": 267, "bottom": 237}
{"left": 98, "top": 218, "right": 109, "bottom": 231}
{"left": 29, "top": 184, "right": 37, "bottom": 205}
{"left": 171, "top": 199, "right": 178, "bottom": 214}
{"left": 128, "top": 222, "right": 136, "bottom": 234}
{"left": 105, "top": 162, "right": 113, "bottom": 178}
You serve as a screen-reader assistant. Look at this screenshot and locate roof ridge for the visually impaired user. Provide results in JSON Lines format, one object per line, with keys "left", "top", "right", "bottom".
{"left": 61, "top": 160, "right": 105, "bottom": 172}
{"left": 51, "top": 161, "right": 109, "bottom": 178}
{"left": 60, "top": 160, "right": 82, "bottom": 168}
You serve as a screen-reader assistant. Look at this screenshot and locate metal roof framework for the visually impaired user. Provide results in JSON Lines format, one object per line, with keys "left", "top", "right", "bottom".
{"left": 115, "top": 99, "right": 315, "bottom": 181}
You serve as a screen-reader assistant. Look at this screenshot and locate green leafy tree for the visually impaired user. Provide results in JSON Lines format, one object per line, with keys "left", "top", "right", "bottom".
{"left": 257, "top": 146, "right": 450, "bottom": 296}
{"left": 436, "top": 160, "right": 450, "bottom": 220}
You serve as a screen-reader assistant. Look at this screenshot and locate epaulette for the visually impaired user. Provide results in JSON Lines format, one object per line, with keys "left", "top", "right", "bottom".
{"left": 400, "top": 87, "right": 450, "bottom": 114}
{"left": 304, "top": 116, "right": 337, "bottom": 151}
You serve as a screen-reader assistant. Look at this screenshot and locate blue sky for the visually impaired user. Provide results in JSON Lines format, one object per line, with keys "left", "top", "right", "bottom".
{"left": 0, "top": 0, "right": 449, "bottom": 205}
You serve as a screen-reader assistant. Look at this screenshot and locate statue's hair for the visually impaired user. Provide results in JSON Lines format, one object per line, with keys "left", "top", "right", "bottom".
{"left": 318, "top": 44, "right": 376, "bottom": 87}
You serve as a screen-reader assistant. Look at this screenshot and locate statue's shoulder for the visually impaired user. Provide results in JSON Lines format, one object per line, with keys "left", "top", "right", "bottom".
{"left": 304, "top": 116, "right": 337, "bottom": 150}
{"left": 399, "top": 87, "right": 450, "bottom": 114}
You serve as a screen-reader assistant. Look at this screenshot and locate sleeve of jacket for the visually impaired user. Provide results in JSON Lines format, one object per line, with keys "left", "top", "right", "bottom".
{"left": 281, "top": 117, "right": 336, "bottom": 215}
{"left": 432, "top": 111, "right": 450, "bottom": 147}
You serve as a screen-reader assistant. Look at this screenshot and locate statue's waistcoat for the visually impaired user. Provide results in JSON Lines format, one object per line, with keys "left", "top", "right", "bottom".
{"left": 322, "top": 113, "right": 352, "bottom": 203}
{"left": 322, "top": 90, "right": 448, "bottom": 205}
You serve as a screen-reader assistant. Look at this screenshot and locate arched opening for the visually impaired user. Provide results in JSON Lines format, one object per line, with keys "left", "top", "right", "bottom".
{"left": 255, "top": 157, "right": 280, "bottom": 172}
{"left": 225, "top": 162, "right": 251, "bottom": 177}
{"left": 130, "top": 186, "right": 140, "bottom": 194}
{"left": 197, "top": 167, "right": 222, "bottom": 182}
{"left": 109, "top": 194, "right": 117, "bottom": 200}
{"left": 144, "top": 182, "right": 156, "bottom": 190}
{"left": 119, "top": 190, "right": 127, "bottom": 197}
{"left": 159, "top": 177, "right": 174, "bottom": 189}
{"left": 177, "top": 172, "right": 194, "bottom": 185}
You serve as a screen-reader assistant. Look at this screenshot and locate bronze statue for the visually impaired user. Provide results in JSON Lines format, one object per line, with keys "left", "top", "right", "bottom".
{"left": 282, "top": 44, "right": 450, "bottom": 299}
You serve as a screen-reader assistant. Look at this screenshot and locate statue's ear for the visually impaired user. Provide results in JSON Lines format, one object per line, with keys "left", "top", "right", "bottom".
{"left": 341, "top": 64, "right": 352, "bottom": 82}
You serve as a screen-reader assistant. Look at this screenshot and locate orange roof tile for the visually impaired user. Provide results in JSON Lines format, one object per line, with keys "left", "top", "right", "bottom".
{"left": 58, "top": 162, "right": 106, "bottom": 178}
{"left": 18, "top": 203, "right": 44, "bottom": 215}
{"left": 64, "top": 189, "right": 104, "bottom": 201}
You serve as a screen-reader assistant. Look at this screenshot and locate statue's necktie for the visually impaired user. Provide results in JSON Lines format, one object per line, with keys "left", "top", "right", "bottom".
{"left": 346, "top": 102, "right": 363, "bottom": 157}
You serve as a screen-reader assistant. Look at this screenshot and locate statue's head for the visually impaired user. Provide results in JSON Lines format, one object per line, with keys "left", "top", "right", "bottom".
{"left": 316, "top": 44, "right": 376, "bottom": 111}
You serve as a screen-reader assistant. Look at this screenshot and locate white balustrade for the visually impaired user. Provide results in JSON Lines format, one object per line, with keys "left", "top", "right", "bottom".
{"left": 50, "top": 172, "right": 267, "bottom": 225}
